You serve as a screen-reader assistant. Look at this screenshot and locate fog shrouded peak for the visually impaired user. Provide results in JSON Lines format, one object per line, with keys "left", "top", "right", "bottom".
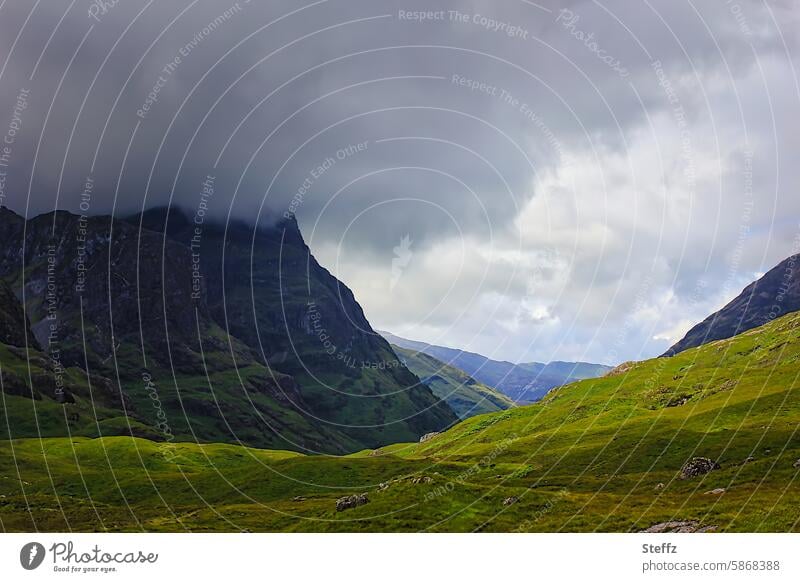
{"left": 0, "top": 0, "right": 798, "bottom": 363}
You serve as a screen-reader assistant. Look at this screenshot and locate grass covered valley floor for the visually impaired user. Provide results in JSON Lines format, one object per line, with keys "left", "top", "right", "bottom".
{"left": 2, "top": 311, "right": 800, "bottom": 532}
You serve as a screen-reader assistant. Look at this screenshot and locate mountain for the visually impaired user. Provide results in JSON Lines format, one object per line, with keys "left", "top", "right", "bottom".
{"left": 0, "top": 279, "right": 38, "bottom": 349}
{"left": 0, "top": 206, "right": 456, "bottom": 453}
{"left": 665, "top": 253, "right": 799, "bottom": 356}
{"left": 0, "top": 278, "right": 129, "bottom": 433}
{"left": 390, "top": 344, "right": 514, "bottom": 418}
{"left": 381, "top": 330, "right": 612, "bottom": 402}
{"left": 7, "top": 308, "right": 800, "bottom": 532}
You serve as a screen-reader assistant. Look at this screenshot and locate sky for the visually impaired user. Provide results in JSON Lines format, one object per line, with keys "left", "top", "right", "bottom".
{"left": 0, "top": 0, "right": 798, "bottom": 365}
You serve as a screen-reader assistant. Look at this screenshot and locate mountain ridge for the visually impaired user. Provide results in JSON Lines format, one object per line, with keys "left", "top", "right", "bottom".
{"left": 0, "top": 205, "right": 457, "bottom": 453}
{"left": 390, "top": 344, "right": 515, "bottom": 418}
{"left": 380, "top": 330, "right": 612, "bottom": 402}
{"left": 665, "top": 252, "right": 799, "bottom": 355}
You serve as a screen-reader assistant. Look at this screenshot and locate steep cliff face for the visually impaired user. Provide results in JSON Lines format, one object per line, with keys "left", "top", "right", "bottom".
{"left": 0, "top": 206, "right": 455, "bottom": 453}
{"left": 0, "top": 210, "right": 222, "bottom": 375}
{"left": 0, "top": 279, "right": 37, "bottom": 349}
{"left": 131, "top": 206, "right": 457, "bottom": 448}
{"left": 665, "top": 253, "right": 800, "bottom": 356}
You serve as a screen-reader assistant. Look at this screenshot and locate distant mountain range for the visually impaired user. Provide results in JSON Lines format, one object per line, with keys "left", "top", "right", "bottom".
{"left": 665, "top": 253, "right": 799, "bottom": 356}
{"left": 381, "top": 331, "right": 611, "bottom": 402}
{"left": 0, "top": 206, "right": 456, "bottom": 453}
{"left": 390, "top": 345, "right": 515, "bottom": 418}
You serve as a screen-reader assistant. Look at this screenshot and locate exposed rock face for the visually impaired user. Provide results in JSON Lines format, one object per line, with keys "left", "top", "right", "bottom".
{"left": 641, "top": 521, "right": 717, "bottom": 533}
{"left": 665, "top": 253, "right": 800, "bottom": 356}
{"left": 680, "top": 457, "right": 721, "bottom": 479}
{"left": 420, "top": 432, "right": 440, "bottom": 443}
{"left": 0, "top": 209, "right": 214, "bottom": 373}
{"left": 605, "top": 361, "right": 636, "bottom": 377}
{"left": 129, "top": 207, "right": 458, "bottom": 449}
{"left": 336, "top": 493, "right": 369, "bottom": 512}
{"left": 0, "top": 279, "right": 38, "bottom": 348}
{"left": 502, "top": 496, "right": 519, "bottom": 506}
{"left": 793, "top": 459, "right": 800, "bottom": 469}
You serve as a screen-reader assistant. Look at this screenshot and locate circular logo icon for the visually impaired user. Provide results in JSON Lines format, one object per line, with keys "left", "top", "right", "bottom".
{"left": 20, "top": 542, "right": 46, "bottom": 570}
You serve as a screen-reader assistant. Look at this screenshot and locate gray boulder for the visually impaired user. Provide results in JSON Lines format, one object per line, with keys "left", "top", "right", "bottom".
{"left": 336, "top": 493, "right": 369, "bottom": 512}
{"left": 641, "top": 520, "right": 717, "bottom": 533}
{"left": 680, "top": 457, "right": 720, "bottom": 479}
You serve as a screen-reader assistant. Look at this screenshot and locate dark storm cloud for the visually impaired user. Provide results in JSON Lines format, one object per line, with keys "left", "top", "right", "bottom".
{"left": 0, "top": 0, "right": 798, "bottom": 362}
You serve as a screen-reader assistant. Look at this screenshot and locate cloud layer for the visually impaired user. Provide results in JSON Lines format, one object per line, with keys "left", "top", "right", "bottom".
{"left": 0, "top": 0, "right": 798, "bottom": 364}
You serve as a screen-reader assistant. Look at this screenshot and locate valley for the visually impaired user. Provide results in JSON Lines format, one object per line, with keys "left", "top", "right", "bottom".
{"left": 3, "top": 309, "right": 799, "bottom": 532}
{"left": 1, "top": 208, "right": 799, "bottom": 533}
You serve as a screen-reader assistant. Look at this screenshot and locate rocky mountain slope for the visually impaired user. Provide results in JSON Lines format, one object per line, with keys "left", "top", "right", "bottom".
{"left": 665, "top": 253, "right": 799, "bottom": 355}
{"left": 382, "top": 330, "right": 611, "bottom": 402}
{"left": 0, "top": 279, "right": 38, "bottom": 349}
{"left": 390, "top": 344, "right": 514, "bottom": 418}
{"left": 0, "top": 206, "right": 456, "bottom": 453}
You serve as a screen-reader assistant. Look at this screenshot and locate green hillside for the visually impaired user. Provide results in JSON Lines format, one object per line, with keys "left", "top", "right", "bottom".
{"left": 2, "top": 310, "right": 800, "bottom": 532}
{"left": 391, "top": 345, "right": 514, "bottom": 418}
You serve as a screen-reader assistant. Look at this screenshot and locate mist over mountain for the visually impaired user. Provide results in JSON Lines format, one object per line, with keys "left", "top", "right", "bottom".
{"left": 1, "top": 1, "right": 798, "bottom": 366}
{"left": 0, "top": 205, "right": 456, "bottom": 453}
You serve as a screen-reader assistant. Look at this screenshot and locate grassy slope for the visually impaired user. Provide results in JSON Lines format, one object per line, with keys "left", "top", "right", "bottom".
{"left": 2, "top": 312, "right": 800, "bottom": 532}
{"left": 0, "top": 338, "right": 362, "bottom": 455}
{"left": 391, "top": 345, "right": 515, "bottom": 418}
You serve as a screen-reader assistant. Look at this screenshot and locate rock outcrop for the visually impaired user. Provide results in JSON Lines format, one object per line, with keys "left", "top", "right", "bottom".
{"left": 336, "top": 494, "right": 369, "bottom": 512}
{"left": 641, "top": 521, "right": 717, "bottom": 533}
{"left": 680, "top": 457, "right": 720, "bottom": 479}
